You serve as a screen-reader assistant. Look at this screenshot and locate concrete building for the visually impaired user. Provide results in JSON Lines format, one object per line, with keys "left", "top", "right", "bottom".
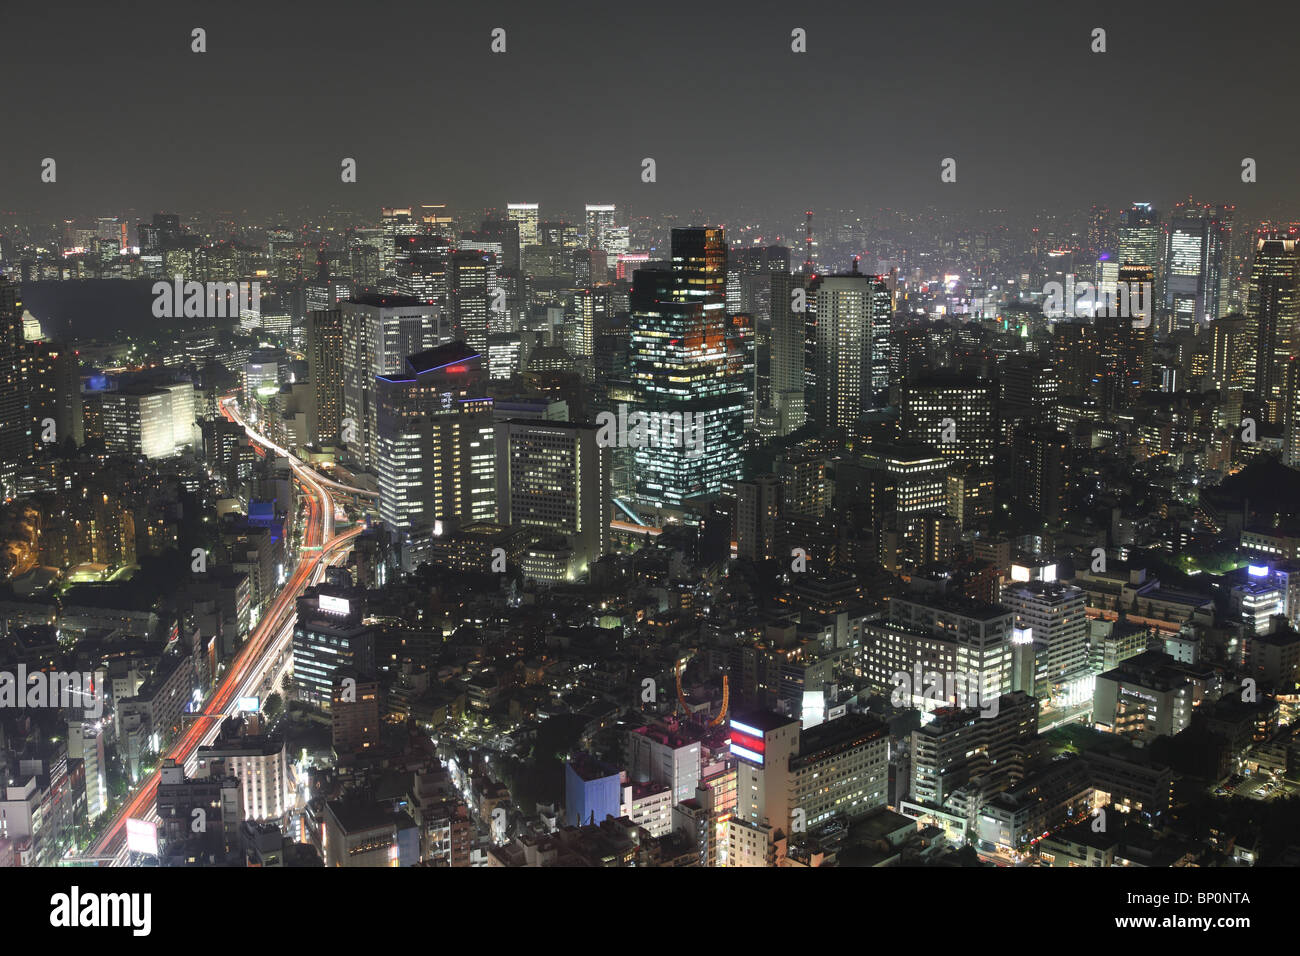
{"left": 907, "top": 691, "right": 1039, "bottom": 814}
{"left": 735, "top": 475, "right": 782, "bottom": 561}
{"left": 1093, "top": 651, "right": 1221, "bottom": 740}
{"left": 494, "top": 419, "right": 609, "bottom": 581}
{"left": 564, "top": 753, "right": 622, "bottom": 828}
{"left": 197, "top": 720, "right": 291, "bottom": 823}
{"left": 859, "top": 592, "right": 1014, "bottom": 711}
{"left": 627, "top": 723, "right": 702, "bottom": 806}
{"left": 725, "top": 710, "right": 889, "bottom": 865}
{"left": 323, "top": 800, "right": 420, "bottom": 867}
{"left": 1001, "top": 581, "right": 1090, "bottom": 701}
{"left": 293, "top": 580, "right": 376, "bottom": 711}
{"left": 331, "top": 670, "right": 380, "bottom": 760}
{"left": 156, "top": 758, "right": 243, "bottom": 858}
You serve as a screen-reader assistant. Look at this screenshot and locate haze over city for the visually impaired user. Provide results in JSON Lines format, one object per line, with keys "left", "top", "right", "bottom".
{"left": 0, "top": 2, "right": 1294, "bottom": 938}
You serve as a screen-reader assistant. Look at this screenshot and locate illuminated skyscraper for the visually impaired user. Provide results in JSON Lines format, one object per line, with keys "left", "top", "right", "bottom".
{"left": 1087, "top": 204, "right": 1113, "bottom": 262}
{"left": 418, "top": 203, "right": 456, "bottom": 240}
{"left": 1118, "top": 202, "right": 1161, "bottom": 271}
{"left": 392, "top": 234, "right": 451, "bottom": 304}
{"left": 769, "top": 271, "right": 809, "bottom": 436}
{"left": 584, "top": 204, "right": 617, "bottom": 253}
{"left": 565, "top": 288, "right": 597, "bottom": 360}
{"left": 481, "top": 216, "right": 521, "bottom": 273}
{"left": 340, "top": 294, "right": 446, "bottom": 470}
{"left": 379, "top": 207, "right": 420, "bottom": 275}
{"left": 373, "top": 343, "right": 495, "bottom": 541}
{"left": 629, "top": 227, "right": 746, "bottom": 509}
{"left": 1214, "top": 203, "right": 1237, "bottom": 319}
{"left": 506, "top": 203, "right": 540, "bottom": 247}
{"left": 1284, "top": 358, "right": 1300, "bottom": 468}
{"left": 727, "top": 312, "right": 756, "bottom": 429}
{"left": 306, "top": 308, "right": 345, "bottom": 447}
{"left": 494, "top": 420, "right": 610, "bottom": 579}
{"left": 449, "top": 249, "right": 496, "bottom": 359}
{"left": 1162, "top": 200, "right": 1226, "bottom": 333}
{"left": 1247, "top": 234, "right": 1300, "bottom": 425}
{"left": 1094, "top": 264, "right": 1155, "bottom": 409}
{"left": 809, "top": 264, "right": 891, "bottom": 433}
{"left": 0, "top": 278, "right": 29, "bottom": 496}
{"left": 1209, "top": 313, "right": 1253, "bottom": 391}
{"left": 1118, "top": 202, "right": 1161, "bottom": 311}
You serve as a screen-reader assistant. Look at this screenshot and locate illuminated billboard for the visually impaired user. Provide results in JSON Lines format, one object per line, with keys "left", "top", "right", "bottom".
{"left": 236, "top": 696, "right": 260, "bottom": 713}
{"left": 801, "top": 690, "right": 825, "bottom": 729}
{"left": 1011, "top": 563, "right": 1057, "bottom": 583}
{"left": 319, "top": 594, "right": 351, "bottom": 615}
{"left": 126, "top": 818, "right": 159, "bottom": 856}
{"left": 728, "top": 719, "right": 765, "bottom": 766}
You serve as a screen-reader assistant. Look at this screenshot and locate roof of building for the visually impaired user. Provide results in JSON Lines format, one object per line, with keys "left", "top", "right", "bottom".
{"left": 406, "top": 342, "right": 481, "bottom": 375}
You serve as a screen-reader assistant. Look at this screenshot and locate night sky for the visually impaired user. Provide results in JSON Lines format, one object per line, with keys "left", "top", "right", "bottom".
{"left": 3, "top": 0, "right": 1299, "bottom": 220}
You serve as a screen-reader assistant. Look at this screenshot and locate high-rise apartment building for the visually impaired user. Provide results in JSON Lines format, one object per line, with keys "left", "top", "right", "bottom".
{"left": 809, "top": 266, "right": 891, "bottom": 433}
{"left": 306, "top": 308, "right": 345, "bottom": 447}
{"left": 1011, "top": 425, "right": 1070, "bottom": 524}
{"left": 331, "top": 670, "right": 380, "bottom": 759}
{"left": 27, "top": 341, "right": 83, "bottom": 451}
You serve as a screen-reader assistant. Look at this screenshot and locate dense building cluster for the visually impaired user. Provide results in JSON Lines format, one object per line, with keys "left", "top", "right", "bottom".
{"left": 1, "top": 197, "right": 1299, "bottom": 868}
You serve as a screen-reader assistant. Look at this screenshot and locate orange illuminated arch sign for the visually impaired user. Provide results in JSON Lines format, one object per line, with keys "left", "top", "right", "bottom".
{"left": 675, "top": 658, "right": 728, "bottom": 726}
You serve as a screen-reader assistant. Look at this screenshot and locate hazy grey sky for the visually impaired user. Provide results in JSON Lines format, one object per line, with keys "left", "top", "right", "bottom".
{"left": 2, "top": 0, "right": 1296, "bottom": 221}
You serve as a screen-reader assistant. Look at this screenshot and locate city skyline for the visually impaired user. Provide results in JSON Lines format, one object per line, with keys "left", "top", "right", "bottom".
{"left": 2, "top": 5, "right": 1299, "bottom": 920}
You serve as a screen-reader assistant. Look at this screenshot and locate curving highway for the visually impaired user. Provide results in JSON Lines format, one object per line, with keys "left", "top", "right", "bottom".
{"left": 84, "top": 397, "right": 367, "bottom": 864}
